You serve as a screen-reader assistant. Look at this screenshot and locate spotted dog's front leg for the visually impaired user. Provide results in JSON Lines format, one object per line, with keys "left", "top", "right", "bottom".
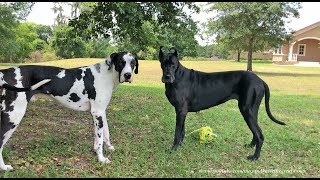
{"left": 102, "top": 116, "right": 114, "bottom": 152}
{"left": 93, "top": 115, "right": 114, "bottom": 152}
{"left": 91, "top": 110, "right": 111, "bottom": 164}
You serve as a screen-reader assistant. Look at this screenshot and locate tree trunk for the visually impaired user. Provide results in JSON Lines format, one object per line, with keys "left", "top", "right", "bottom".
{"left": 247, "top": 36, "right": 253, "bottom": 71}
{"left": 237, "top": 49, "right": 241, "bottom": 62}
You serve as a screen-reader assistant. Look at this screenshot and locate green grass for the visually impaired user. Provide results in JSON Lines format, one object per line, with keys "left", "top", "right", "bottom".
{"left": 0, "top": 59, "right": 319, "bottom": 177}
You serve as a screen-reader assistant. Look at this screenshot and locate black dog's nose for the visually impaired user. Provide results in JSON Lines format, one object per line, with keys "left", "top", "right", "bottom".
{"left": 124, "top": 73, "right": 131, "bottom": 79}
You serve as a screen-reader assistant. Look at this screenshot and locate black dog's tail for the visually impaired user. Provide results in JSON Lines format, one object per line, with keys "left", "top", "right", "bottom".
{"left": 1, "top": 79, "right": 51, "bottom": 92}
{"left": 263, "top": 81, "right": 286, "bottom": 125}
{"left": 1, "top": 84, "right": 30, "bottom": 92}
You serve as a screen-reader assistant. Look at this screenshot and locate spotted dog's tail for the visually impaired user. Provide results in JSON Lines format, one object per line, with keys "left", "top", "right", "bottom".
{"left": 263, "top": 81, "right": 286, "bottom": 125}
{"left": 1, "top": 79, "right": 51, "bottom": 92}
{"left": 30, "top": 79, "right": 51, "bottom": 90}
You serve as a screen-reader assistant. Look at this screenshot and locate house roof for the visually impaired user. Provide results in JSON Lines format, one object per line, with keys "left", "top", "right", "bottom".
{"left": 292, "top": 21, "right": 320, "bottom": 36}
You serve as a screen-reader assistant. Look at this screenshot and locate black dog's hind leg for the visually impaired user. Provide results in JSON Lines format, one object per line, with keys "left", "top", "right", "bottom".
{"left": 245, "top": 134, "right": 258, "bottom": 148}
{"left": 239, "top": 106, "right": 264, "bottom": 161}
{"left": 238, "top": 89, "right": 264, "bottom": 161}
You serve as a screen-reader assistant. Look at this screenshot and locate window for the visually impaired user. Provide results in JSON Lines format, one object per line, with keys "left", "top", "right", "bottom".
{"left": 297, "top": 44, "right": 306, "bottom": 56}
{"left": 274, "top": 47, "right": 282, "bottom": 54}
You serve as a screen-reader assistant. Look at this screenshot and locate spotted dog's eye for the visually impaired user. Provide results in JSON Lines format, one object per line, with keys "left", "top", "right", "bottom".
{"left": 130, "top": 61, "right": 135, "bottom": 66}
{"left": 121, "top": 61, "right": 126, "bottom": 66}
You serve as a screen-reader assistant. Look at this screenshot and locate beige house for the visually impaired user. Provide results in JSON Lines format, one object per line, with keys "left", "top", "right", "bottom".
{"left": 272, "top": 21, "right": 320, "bottom": 64}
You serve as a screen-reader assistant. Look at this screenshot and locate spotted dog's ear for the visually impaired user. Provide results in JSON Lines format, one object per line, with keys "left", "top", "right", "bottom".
{"left": 107, "top": 52, "right": 118, "bottom": 70}
{"left": 159, "top": 46, "right": 164, "bottom": 63}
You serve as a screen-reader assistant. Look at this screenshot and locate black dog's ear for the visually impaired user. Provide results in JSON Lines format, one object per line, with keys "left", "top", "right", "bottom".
{"left": 159, "top": 46, "right": 164, "bottom": 62}
{"left": 108, "top": 52, "right": 118, "bottom": 70}
{"left": 134, "top": 54, "right": 139, "bottom": 74}
{"left": 170, "top": 47, "right": 178, "bottom": 57}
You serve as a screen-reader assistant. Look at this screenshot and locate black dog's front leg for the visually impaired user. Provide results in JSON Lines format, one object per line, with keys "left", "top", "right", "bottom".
{"left": 169, "top": 107, "right": 188, "bottom": 152}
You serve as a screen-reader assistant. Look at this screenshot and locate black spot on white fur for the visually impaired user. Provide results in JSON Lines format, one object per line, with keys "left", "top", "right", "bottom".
{"left": 94, "top": 64, "right": 101, "bottom": 73}
{"left": 83, "top": 69, "right": 96, "bottom": 100}
{"left": 96, "top": 116, "right": 103, "bottom": 129}
{"left": 106, "top": 60, "right": 112, "bottom": 70}
{"left": 2, "top": 68, "right": 17, "bottom": 86}
{"left": 69, "top": 93, "right": 80, "bottom": 102}
{"left": 1, "top": 69, "right": 19, "bottom": 110}
{"left": 0, "top": 113, "right": 15, "bottom": 147}
{"left": 46, "top": 68, "right": 83, "bottom": 97}
{"left": 3, "top": 99, "right": 14, "bottom": 112}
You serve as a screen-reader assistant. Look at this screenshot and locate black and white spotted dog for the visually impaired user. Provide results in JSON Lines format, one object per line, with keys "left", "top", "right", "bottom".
{"left": 0, "top": 52, "right": 138, "bottom": 170}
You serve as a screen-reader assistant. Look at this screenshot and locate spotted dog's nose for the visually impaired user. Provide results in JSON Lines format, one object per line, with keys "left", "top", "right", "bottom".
{"left": 124, "top": 73, "right": 131, "bottom": 79}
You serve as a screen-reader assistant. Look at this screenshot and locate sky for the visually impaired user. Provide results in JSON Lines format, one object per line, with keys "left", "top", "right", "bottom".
{"left": 26, "top": 2, "right": 320, "bottom": 46}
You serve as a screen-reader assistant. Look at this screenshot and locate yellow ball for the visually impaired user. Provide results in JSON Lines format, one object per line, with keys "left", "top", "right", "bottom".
{"left": 199, "top": 126, "right": 215, "bottom": 144}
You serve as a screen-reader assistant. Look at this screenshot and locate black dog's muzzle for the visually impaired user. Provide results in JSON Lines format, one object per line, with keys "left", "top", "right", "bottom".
{"left": 162, "top": 74, "right": 175, "bottom": 83}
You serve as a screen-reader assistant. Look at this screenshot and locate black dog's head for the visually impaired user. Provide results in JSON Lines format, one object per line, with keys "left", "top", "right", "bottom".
{"left": 158, "top": 46, "right": 179, "bottom": 84}
{"left": 108, "top": 52, "right": 139, "bottom": 83}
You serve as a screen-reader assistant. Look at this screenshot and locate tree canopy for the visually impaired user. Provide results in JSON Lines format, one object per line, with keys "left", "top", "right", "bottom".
{"left": 206, "top": 2, "right": 301, "bottom": 71}
{"left": 68, "top": 2, "right": 200, "bottom": 53}
{"left": 0, "top": 2, "right": 35, "bottom": 62}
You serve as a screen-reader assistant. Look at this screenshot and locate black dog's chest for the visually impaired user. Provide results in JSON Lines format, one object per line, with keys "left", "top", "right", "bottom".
{"left": 165, "top": 88, "right": 178, "bottom": 106}
{"left": 165, "top": 83, "right": 193, "bottom": 109}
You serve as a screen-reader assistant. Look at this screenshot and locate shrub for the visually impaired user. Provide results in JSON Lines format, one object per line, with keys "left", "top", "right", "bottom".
{"left": 24, "top": 51, "right": 43, "bottom": 63}
{"left": 43, "top": 51, "right": 59, "bottom": 61}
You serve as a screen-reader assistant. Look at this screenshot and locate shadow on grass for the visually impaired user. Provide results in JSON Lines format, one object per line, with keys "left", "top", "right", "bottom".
{"left": 237, "top": 60, "right": 273, "bottom": 64}
{"left": 254, "top": 71, "right": 320, "bottom": 77}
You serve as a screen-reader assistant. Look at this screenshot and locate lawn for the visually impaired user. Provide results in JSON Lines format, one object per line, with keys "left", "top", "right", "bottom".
{"left": 0, "top": 59, "right": 319, "bottom": 177}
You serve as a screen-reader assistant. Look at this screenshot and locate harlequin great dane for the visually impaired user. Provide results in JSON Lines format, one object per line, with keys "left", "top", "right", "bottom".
{"left": 0, "top": 52, "right": 138, "bottom": 170}
{"left": 159, "top": 46, "right": 285, "bottom": 161}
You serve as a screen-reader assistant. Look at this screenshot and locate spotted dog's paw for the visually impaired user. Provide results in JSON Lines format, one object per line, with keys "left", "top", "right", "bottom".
{"left": 98, "top": 157, "right": 112, "bottom": 164}
{"left": 107, "top": 145, "right": 115, "bottom": 152}
{"left": 0, "top": 164, "right": 13, "bottom": 171}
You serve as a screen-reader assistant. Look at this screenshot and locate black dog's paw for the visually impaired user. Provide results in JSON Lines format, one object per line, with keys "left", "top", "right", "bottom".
{"left": 244, "top": 143, "right": 255, "bottom": 148}
{"left": 247, "top": 155, "right": 259, "bottom": 161}
{"left": 165, "top": 145, "right": 179, "bottom": 153}
{"left": 165, "top": 148, "right": 173, "bottom": 154}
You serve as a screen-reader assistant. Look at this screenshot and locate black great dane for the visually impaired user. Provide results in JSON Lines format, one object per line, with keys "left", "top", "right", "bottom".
{"left": 158, "top": 46, "right": 285, "bottom": 161}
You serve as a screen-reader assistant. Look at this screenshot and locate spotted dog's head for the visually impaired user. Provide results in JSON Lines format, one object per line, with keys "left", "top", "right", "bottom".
{"left": 158, "top": 46, "right": 179, "bottom": 84}
{"left": 108, "top": 52, "right": 139, "bottom": 83}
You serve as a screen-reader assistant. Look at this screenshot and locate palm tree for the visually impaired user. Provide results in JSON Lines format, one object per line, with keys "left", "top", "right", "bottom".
{"left": 69, "top": 2, "right": 82, "bottom": 18}
{"left": 52, "top": 2, "right": 68, "bottom": 26}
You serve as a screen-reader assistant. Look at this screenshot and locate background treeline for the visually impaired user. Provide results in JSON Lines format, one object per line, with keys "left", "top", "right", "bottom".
{"left": 0, "top": 2, "right": 300, "bottom": 67}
